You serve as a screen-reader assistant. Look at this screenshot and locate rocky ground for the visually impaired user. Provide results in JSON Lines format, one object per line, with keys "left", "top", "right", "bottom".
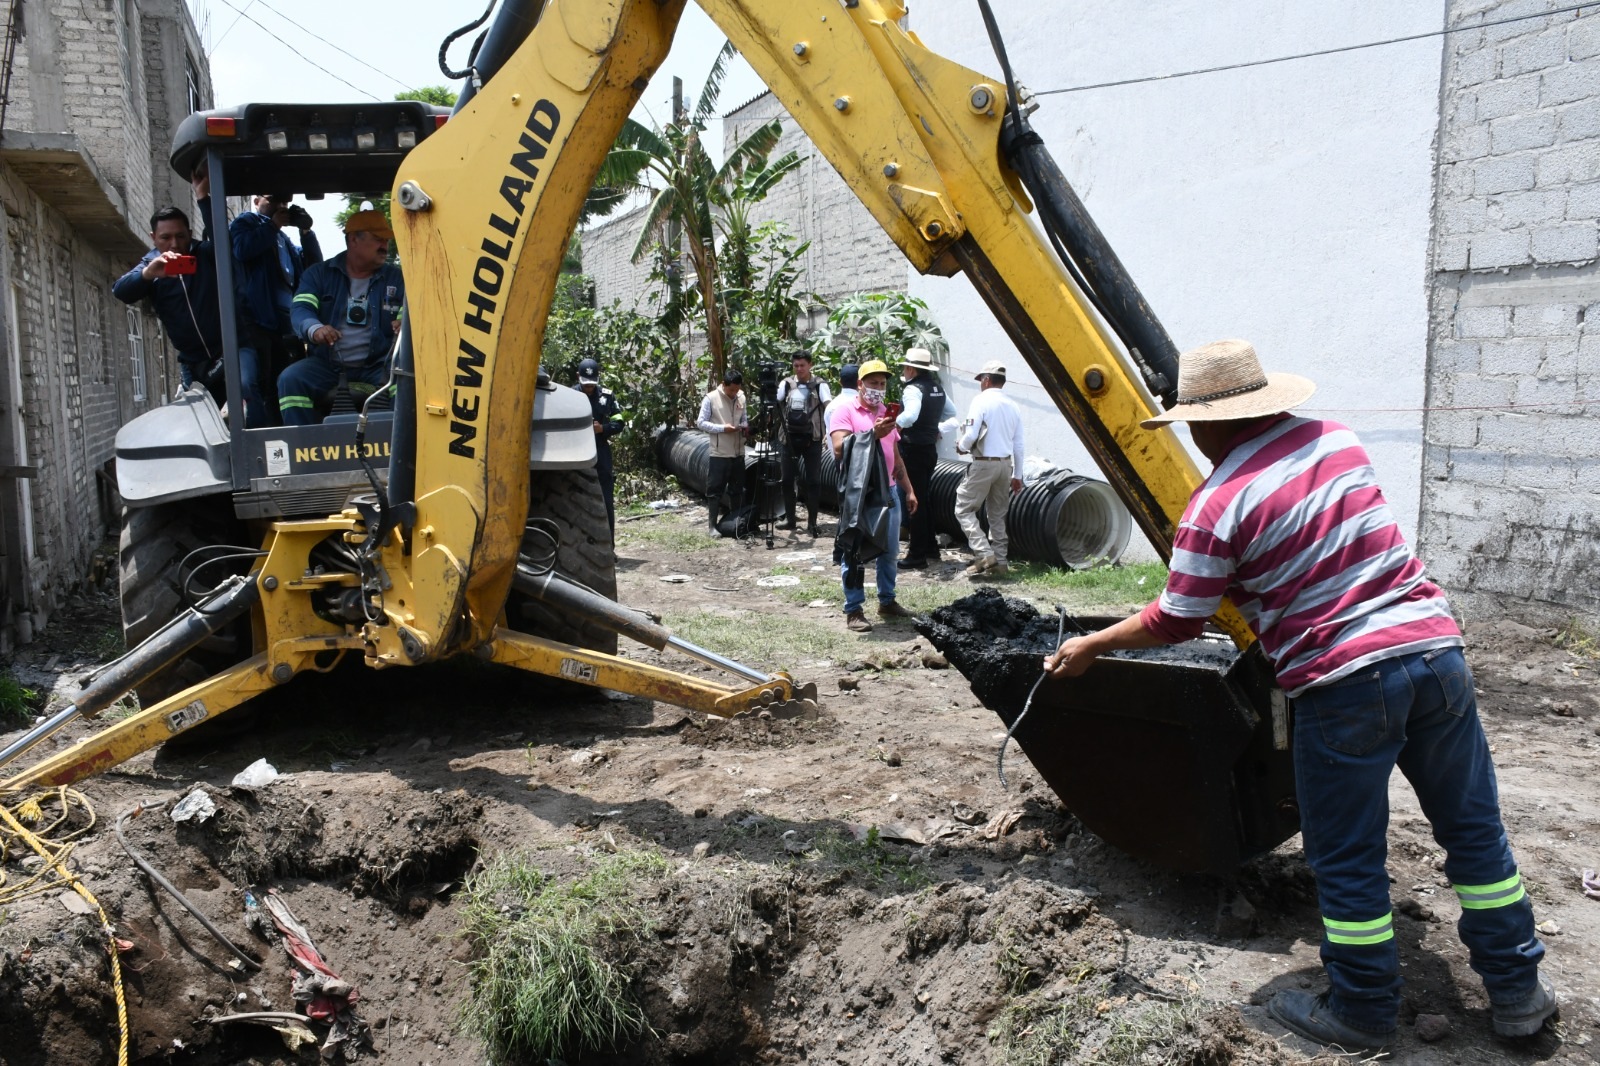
{"left": 0, "top": 508, "right": 1596, "bottom": 1066}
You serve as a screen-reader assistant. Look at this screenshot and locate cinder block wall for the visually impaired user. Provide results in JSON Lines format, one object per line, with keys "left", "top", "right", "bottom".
{"left": 1422, "top": 0, "right": 1600, "bottom": 624}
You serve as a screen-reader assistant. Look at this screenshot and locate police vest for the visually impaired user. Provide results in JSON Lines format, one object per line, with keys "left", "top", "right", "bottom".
{"left": 902, "top": 375, "right": 946, "bottom": 446}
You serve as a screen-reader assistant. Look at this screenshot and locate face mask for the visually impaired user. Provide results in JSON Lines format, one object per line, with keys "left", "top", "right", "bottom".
{"left": 860, "top": 387, "right": 886, "bottom": 407}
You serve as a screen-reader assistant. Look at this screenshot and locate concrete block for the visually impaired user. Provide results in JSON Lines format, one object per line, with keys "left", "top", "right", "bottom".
{"left": 1541, "top": 59, "right": 1600, "bottom": 107}
{"left": 1566, "top": 180, "right": 1600, "bottom": 219}
{"left": 1531, "top": 222, "right": 1600, "bottom": 262}
{"left": 1456, "top": 304, "right": 1512, "bottom": 338}
{"left": 1571, "top": 17, "right": 1600, "bottom": 61}
{"left": 1479, "top": 338, "right": 1548, "bottom": 375}
{"left": 1492, "top": 112, "right": 1559, "bottom": 153}
{"left": 1504, "top": 453, "right": 1576, "bottom": 490}
{"left": 1436, "top": 236, "right": 1473, "bottom": 272}
{"left": 1440, "top": 161, "right": 1475, "bottom": 199}
{"left": 1476, "top": 154, "right": 1537, "bottom": 195}
{"left": 1537, "top": 140, "right": 1600, "bottom": 185}
{"left": 1469, "top": 228, "right": 1533, "bottom": 268}
{"left": 1444, "top": 123, "right": 1493, "bottom": 162}
{"left": 1451, "top": 373, "right": 1517, "bottom": 408}
{"left": 1474, "top": 74, "right": 1542, "bottom": 121}
{"left": 1557, "top": 98, "right": 1600, "bottom": 142}
{"left": 1475, "top": 412, "right": 1547, "bottom": 453}
{"left": 1432, "top": 338, "right": 1483, "bottom": 375}
{"left": 1489, "top": 188, "right": 1565, "bottom": 227}
{"left": 1425, "top": 411, "right": 1482, "bottom": 449}
{"left": 1453, "top": 46, "right": 1499, "bottom": 88}
{"left": 1499, "top": 30, "right": 1567, "bottom": 78}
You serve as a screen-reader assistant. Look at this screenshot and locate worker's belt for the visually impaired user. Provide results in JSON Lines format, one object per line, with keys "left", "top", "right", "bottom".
{"left": 972, "top": 456, "right": 1011, "bottom": 461}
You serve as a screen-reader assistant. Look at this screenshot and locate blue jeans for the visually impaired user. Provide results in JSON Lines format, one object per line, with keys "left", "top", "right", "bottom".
{"left": 841, "top": 486, "right": 900, "bottom": 614}
{"left": 1292, "top": 646, "right": 1542, "bottom": 1031}
{"left": 232, "top": 344, "right": 271, "bottom": 428}
{"left": 278, "top": 357, "right": 390, "bottom": 426}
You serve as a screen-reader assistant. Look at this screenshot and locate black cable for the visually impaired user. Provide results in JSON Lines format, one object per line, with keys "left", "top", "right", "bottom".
{"left": 114, "top": 800, "right": 263, "bottom": 972}
{"left": 440, "top": 0, "right": 499, "bottom": 81}
{"left": 211, "top": 0, "right": 382, "bottom": 101}
{"left": 176, "top": 546, "right": 267, "bottom": 611}
{"left": 1037, "top": 3, "right": 1596, "bottom": 96}
{"left": 998, "top": 605, "right": 1068, "bottom": 789}
{"left": 243, "top": 0, "right": 413, "bottom": 93}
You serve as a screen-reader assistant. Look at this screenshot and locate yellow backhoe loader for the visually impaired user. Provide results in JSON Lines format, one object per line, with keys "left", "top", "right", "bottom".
{"left": 0, "top": 0, "right": 1298, "bottom": 875}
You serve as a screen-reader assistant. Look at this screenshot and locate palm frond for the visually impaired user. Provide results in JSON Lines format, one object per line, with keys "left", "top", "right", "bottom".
{"left": 630, "top": 187, "right": 678, "bottom": 263}
{"left": 692, "top": 40, "right": 739, "bottom": 127}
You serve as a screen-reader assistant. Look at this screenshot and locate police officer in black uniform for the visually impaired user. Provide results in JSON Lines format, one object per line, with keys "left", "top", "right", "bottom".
{"left": 895, "top": 347, "right": 956, "bottom": 568}
{"left": 577, "top": 358, "right": 624, "bottom": 531}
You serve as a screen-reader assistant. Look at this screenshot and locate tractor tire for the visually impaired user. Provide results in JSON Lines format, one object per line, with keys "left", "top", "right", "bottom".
{"left": 504, "top": 467, "right": 619, "bottom": 656}
{"left": 119, "top": 498, "right": 255, "bottom": 707}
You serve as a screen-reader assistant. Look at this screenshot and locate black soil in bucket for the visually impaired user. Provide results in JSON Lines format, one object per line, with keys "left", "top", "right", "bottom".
{"left": 916, "top": 589, "right": 1297, "bottom": 874}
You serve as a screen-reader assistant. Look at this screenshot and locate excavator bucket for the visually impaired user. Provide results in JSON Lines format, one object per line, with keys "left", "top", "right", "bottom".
{"left": 918, "top": 590, "right": 1299, "bottom": 875}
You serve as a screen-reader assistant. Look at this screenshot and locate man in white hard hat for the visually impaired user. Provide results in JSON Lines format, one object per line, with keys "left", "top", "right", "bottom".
{"left": 1043, "top": 339, "right": 1554, "bottom": 1056}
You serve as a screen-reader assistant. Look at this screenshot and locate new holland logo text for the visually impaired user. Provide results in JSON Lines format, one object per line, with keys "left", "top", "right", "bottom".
{"left": 450, "top": 98, "right": 562, "bottom": 460}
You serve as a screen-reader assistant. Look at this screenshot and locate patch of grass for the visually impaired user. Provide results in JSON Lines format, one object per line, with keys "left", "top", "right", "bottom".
{"left": 616, "top": 515, "right": 715, "bottom": 555}
{"left": 664, "top": 610, "right": 862, "bottom": 671}
{"left": 1552, "top": 617, "right": 1599, "bottom": 660}
{"left": 989, "top": 975, "right": 1209, "bottom": 1066}
{"left": 1005, "top": 559, "right": 1166, "bottom": 610}
{"left": 0, "top": 673, "right": 39, "bottom": 727}
{"left": 805, "top": 826, "right": 931, "bottom": 890}
{"left": 459, "top": 848, "right": 668, "bottom": 1064}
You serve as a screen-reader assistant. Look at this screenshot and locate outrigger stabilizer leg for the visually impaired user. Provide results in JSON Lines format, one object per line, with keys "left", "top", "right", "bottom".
{"left": 0, "top": 575, "right": 262, "bottom": 781}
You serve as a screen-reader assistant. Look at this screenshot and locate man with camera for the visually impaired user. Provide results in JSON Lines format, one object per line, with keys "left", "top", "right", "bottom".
{"left": 774, "top": 352, "right": 832, "bottom": 538}
{"left": 696, "top": 370, "right": 750, "bottom": 537}
{"left": 232, "top": 192, "right": 322, "bottom": 424}
{"left": 113, "top": 167, "right": 227, "bottom": 407}
{"left": 279, "top": 211, "right": 403, "bottom": 426}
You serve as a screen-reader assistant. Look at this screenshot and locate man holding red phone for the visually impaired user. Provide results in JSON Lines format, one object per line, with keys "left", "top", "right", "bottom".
{"left": 113, "top": 168, "right": 227, "bottom": 403}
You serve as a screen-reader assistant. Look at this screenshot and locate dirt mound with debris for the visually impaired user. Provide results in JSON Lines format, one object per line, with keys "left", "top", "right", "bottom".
{"left": 1, "top": 529, "right": 1595, "bottom": 1065}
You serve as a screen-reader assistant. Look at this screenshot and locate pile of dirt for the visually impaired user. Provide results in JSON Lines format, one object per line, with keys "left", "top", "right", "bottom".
{"left": 0, "top": 524, "right": 1594, "bottom": 1065}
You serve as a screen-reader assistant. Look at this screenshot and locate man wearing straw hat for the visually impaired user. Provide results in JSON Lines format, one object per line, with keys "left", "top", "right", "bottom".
{"left": 895, "top": 347, "right": 957, "bottom": 568}
{"left": 1043, "top": 340, "right": 1554, "bottom": 1054}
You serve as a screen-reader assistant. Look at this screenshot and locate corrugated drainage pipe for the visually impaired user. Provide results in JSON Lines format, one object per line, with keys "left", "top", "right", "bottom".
{"left": 658, "top": 429, "right": 1132, "bottom": 568}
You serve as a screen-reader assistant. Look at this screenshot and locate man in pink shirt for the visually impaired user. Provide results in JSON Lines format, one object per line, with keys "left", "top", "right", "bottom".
{"left": 828, "top": 359, "right": 918, "bottom": 632}
{"left": 1044, "top": 340, "right": 1553, "bottom": 1054}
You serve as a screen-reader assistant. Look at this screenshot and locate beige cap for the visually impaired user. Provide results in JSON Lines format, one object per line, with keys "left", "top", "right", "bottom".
{"left": 1140, "top": 339, "right": 1315, "bottom": 429}
{"left": 975, "top": 360, "right": 1007, "bottom": 378}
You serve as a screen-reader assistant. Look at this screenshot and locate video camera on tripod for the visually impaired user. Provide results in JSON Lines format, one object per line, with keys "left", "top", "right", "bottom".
{"left": 720, "top": 362, "right": 788, "bottom": 547}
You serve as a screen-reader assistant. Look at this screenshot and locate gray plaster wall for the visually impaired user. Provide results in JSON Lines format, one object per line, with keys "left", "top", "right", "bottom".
{"left": 1421, "top": 0, "right": 1600, "bottom": 624}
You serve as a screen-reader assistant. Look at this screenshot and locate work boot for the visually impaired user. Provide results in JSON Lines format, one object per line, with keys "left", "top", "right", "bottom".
{"left": 806, "top": 515, "right": 821, "bottom": 538}
{"left": 707, "top": 501, "right": 723, "bottom": 538}
{"left": 877, "top": 600, "right": 914, "bottom": 619}
{"left": 1492, "top": 973, "right": 1558, "bottom": 1038}
{"left": 1267, "top": 991, "right": 1395, "bottom": 1055}
{"left": 777, "top": 516, "right": 798, "bottom": 531}
{"left": 846, "top": 611, "right": 873, "bottom": 633}
{"left": 989, "top": 560, "right": 1010, "bottom": 577}
{"left": 898, "top": 555, "right": 928, "bottom": 570}
{"left": 963, "top": 554, "right": 997, "bottom": 578}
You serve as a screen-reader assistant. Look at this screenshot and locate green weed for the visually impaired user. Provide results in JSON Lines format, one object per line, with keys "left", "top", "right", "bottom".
{"left": 989, "top": 974, "right": 1209, "bottom": 1066}
{"left": 0, "top": 673, "right": 38, "bottom": 726}
{"left": 663, "top": 610, "right": 861, "bottom": 671}
{"left": 459, "top": 848, "right": 668, "bottom": 1064}
{"left": 805, "top": 826, "right": 930, "bottom": 889}
{"left": 1552, "top": 617, "right": 1599, "bottom": 660}
{"left": 617, "top": 515, "right": 716, "bottom": 555}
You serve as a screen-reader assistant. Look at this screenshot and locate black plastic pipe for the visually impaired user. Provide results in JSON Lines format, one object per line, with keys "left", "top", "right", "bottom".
{"left": 657, "top": 430, "right": 1130, "bottom": 569}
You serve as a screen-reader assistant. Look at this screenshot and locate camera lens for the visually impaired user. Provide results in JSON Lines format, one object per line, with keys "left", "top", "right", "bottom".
{"left": 346, "top": 299, "right": 368, "bottom": 326}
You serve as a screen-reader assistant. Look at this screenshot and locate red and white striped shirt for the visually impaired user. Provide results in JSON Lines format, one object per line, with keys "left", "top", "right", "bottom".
{"left": 1139, "top": 415, "right": 1461, "bottom": 696}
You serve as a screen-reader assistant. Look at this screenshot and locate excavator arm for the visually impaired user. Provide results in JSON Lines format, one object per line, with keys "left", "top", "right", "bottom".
{"left": 379, "top": 0, "right": 1252, "bottom": 663}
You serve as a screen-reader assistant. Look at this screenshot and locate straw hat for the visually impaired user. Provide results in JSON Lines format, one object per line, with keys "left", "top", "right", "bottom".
{"left": 901, "top": 347, "right": 936, "bottom": 370}
{"left": 1140, "top": 339, "right": 1314, "bottom": 429}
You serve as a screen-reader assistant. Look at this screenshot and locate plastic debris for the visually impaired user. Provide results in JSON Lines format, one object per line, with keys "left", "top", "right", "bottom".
{"left": 660, "top": 574, "right": 692, "bottom": 584}
{"left": 1583, "top": 869, "right": 1600, "bottom": 900}
{"left": 231, "top": 758, "right": 279, "bottom": 791}
{"left": 59, "top": 890, "right": 95, "bottom": 915}
{"left": 170, "top": 788, "right": 216, "bottom": 824}
{"left": 647, "top": 498, "right": 680, "bottom": 511}
{"left": 261, "top": 889, "right": 371, "bottom": 1061}
{"left": 775, "top": 551, "right": 817, "bottom": 564}
{"left": 756, "top": 575, "right": 801, "bottom": 588}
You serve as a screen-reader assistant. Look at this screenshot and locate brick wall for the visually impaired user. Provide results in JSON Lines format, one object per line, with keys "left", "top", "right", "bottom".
{"left": 1422, "top": 0, "right": 1600, "bottom": 623}
{"left": 723, "top": 92, "right": 905, "bottom": 307}
{"left": 584, "top": 204, "right": 658, "bottom": 314}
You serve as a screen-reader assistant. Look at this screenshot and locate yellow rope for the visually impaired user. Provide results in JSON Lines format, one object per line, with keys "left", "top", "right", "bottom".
{"left": 0, "top": 788, "right": 129, "bottom": 1066}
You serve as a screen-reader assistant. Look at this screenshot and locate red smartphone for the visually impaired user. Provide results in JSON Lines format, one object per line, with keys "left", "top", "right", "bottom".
{"left": 166, "top": 254, "right": 197, "bottom": 276}
{"left": 883, "top": 401, "right": 903, "bottom": 420}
